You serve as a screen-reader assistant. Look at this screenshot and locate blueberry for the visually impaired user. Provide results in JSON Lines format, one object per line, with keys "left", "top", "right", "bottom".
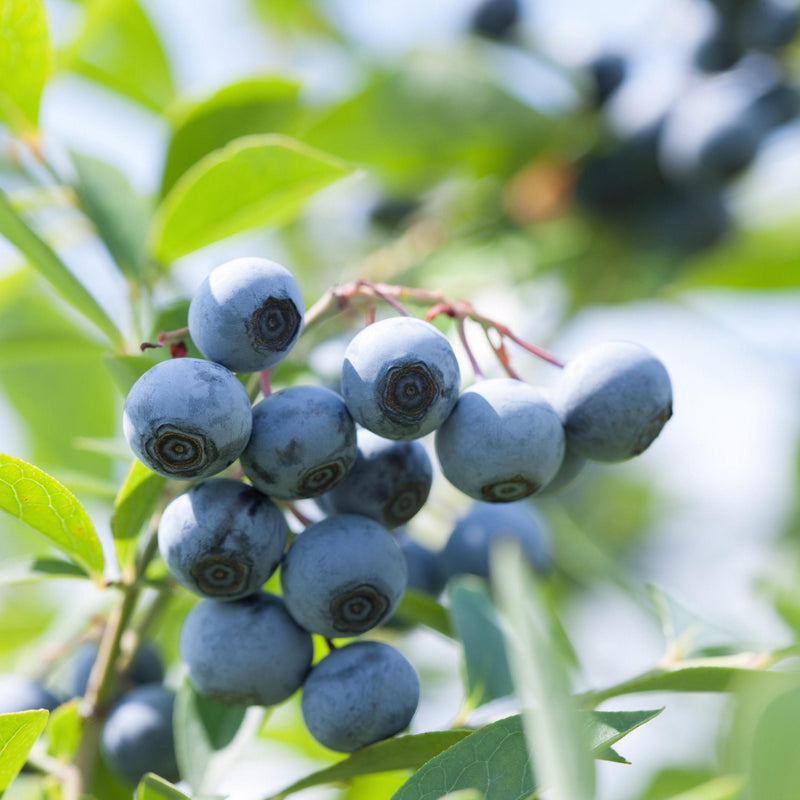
{"left": 470, "top": 0, "right": 520, "bottom": 40}
{"left": 435, "top": 379, "right": 565, "bottom": 502}
{"left": 123, "top": 358, "right": 253, "bottom": 479}
{"left": 341, "top": 317, "right": 461, "bottom": 441}
{"left": 440, "top": 501, "right": 551, "bottom": 580}
{"left": 281, "top": 514, "right": 407, "bottom": 638}
{"left": 586, "top": 53, "right": 627, "bottom": 107}
{"left": 0, "top": 675, "right": 60, "bottom": 713}
{"left": 179, "top": 591, "right": 312, "bottom": 706}
{"left": 751, "top": 82, "right": 800, "bottom": 129}
{"left": 739, "top": 0, "right": 799, "bottom": 51}
{"left": 65, "top": 640, "right": 164, "bottom": 699}
{"left": 396, "top": 531, "right": 446, "bottom": 596}
{"left": 554, "top": 341, "right": 672, "bottom": 462}
{"left": 188, "top": 257, "right": 305, "bottom": 373}
{"left": 537, "top": 446, "right": 586, "bottom": 495}
{"left": 301, "top": 641, "right": 419, "bottom": 752}
{"left": 240, "top": 386, "right": 357, "bottom": 500}
{"left": 100, "top": 684, "right": 178, "bottom": 787}
{"left": 158, "top": 479, "right": 287, "bottom": 600}
{"left": 316, "top": 428, "right": 432, "bottom": 529}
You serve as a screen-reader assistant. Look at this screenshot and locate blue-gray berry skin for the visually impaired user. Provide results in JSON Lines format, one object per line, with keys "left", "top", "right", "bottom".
{"left": 180, "top": 592, "right": 312, "bottom": 707}
{"left": 281, "top": 514, "right": 406, "bottom": 638}
{"left": 0, "top": 675, "right": 60, "bottom": 713}
{"left": 316, "top": 428, "right": 432, "bottom": 529}
{"left": 537, "top": 446, "right": 586, "bottom": 495}
{"left": 301, "top": 641, "right": 419, "bottom": 753}
{"left": 440, "top": 501, "right": 551, "bottom": 580}
{"left": 66, "top": 640, "right": 164, "bottom": 698}
{"left": 341, "top": 317, "right": 461, "bottom": 440}
{"left": 240, "top": 386, "right": 357, "bottom": 500}
{"left": 158, "top": 479, "right": 287, "bottom": 600}
{"left": 397, "top": 531, "right": 446, "bottom": 596}
{"left": 188, "top": 257, "right": 305, "bottom": 373}
{"left": 435, "top": 379, "right": 565, "bottom": 502}
{"left": 101, "top": 684, "right": 178, "bottom": 787}
{"left": 123, "top": 358, "right": 252, "bottom": 479}
{"left": 554, "top": 341, "right": 672, "bottom": 462}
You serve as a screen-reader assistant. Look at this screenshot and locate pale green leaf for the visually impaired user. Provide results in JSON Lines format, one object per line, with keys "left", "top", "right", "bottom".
{"left": 134, "top": 774, "right": 191, "bottom": 800}
{"left": 0, "top": 710, "right": 49, "bottom": 792}
{"left": 0, "top": 555, "right": 89, "bottom": 585}
{"left": 45, "top": 700, "right": 81, "bottom": 762}
{"left": 0, "top": 454, "right": 104, "bottom": 580}
{"left": 0, "top": 0, "right": 51, "bottom": 132}
{"left": 667, "top": 776, "right": 745, "bottom": 800}
{"left": 394, "top": 589, "right": 453, "bottom": 638}
{"left": 151, "top": 134, "right": 354, "bottom": 262}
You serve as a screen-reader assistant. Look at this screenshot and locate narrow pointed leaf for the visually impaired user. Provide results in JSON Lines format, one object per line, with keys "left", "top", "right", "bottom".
{"left": 0, "top": 710, "right": 49, "bottom": 791}
{"left": 0, "top": 555, "right": 89, "bottom": 585}
{"left": 394, "top": 589, "right": 453, "bottom": 638}
{"left": 135, "top": 774, "right": 192, "bottom": 800}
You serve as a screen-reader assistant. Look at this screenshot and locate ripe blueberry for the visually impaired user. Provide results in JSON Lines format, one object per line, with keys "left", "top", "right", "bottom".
{"left": 0, "top": 675, "right": 59, "bottom": 713}
{"left": 396, "top": 530, "right": 446, "bottom": 596}
{"left": 158, "top": 479, "right": 287, "bottom": 600}
{"left": 188, "top": 257, "right": 305, "bottom": 373}
{"left": 281, "top": 514, "right": 407, "bottom": 638}
{"left": 301, "top": 641, "right": 419, "bottom": 752}
{"left": 240, "top": 386, "right": 357, "bottom": 500}
{"left": 123, "top": 358, "right": 252, "bottom": 479}
{"left": 554, "top": 341, "right": 672, "bottom": 462}
{"left": 65, "top": 640, "right": 163, "bottom": 699}
{"left": 180, "top": 592, "right": 313, "bottom": 707}
{"left": 316, "top": 428, "right": 432, "bottom": 529}
{"left": 341, "top": 317, "right": 460, "bottom": 441}
{"left": 435, "top": 379, "right": 565, "bottom": 502}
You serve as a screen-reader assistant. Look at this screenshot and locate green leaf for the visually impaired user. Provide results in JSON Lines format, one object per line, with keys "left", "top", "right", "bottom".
{"left": 161, "top": 76, "right": 301, "bottom": 196}
{"left": 448, "top": 577, "right": 513, "bottom": 707}
{"left": 111, "top": 461, "right": 166, "bottom": 581}
{"left": 666, "top": 776, "right": 745, "bottom": 800}
{"left": 640, "top": 767, "right": 724, "bottom": 800}
{"left": 0, "top": 192, "right": 124, "bottom": 348}
{"left": 0, "top": 0, "right": 51, "bottom": 133}
{"left": 274, "top": 731, "right": 473, "bottom": 798}
{"left": 151, "top": 134, "right": 354, "bottom": 262}
{"left": 59, "top": 0, "right": 173, "bottom": 111}
{"left": 0, "top": 710, "right": 49, "bottom": 792}
{"left": 493, "top": 542, "right": 595, "bottom": 800}
{"left": 173, "top": 681, "right": 254, "bottom": 796}
{"left": 45, "top": 700, "right": 81, "bottom": 762}
{"left": 71, "top": 152, "right": 152, "bottom": 281}
{"left": 394, "top": 589, "right": 453, "bottom": 638}
{"left": 134, "top": 774, "right": 191, "bottom": 800}
{"left": 0, "top": 454, "right": 104, "bottom": 581}
{"left": 0, "top": 555, "right": 89, "bottom": 585}
{"left": 252, "top": 0, "right": 339, "bottom": 38}
{"left": 584, "top": 709, "right": 663, "bottom": 754}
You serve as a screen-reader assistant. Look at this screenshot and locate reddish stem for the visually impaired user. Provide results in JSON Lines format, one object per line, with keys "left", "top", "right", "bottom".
{"left": 140, "top": 326, "right": 190, "bottom": 352}
{"left": 260, "top": 369, "right": 272, "bottom": 397}
{"left": 353, "top": 279, "right": 412, "bottom": 316}
{"left": 457, "top": 316, "right": 483, "bottom": 379}
{"left": 284, "top": 502, "right": 314, "bottom": 528}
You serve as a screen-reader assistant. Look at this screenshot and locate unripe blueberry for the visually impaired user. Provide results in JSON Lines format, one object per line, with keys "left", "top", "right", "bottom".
{"left": 435, "top": 379, "right": 565, "bottom": 502}
{"left": 301, "top": 641, "right": 419, "bottom": 752}
{"left": 158, "top": 479, "right": 287, "bottom": 600}
{"left": 188, "top": 257, "right": 305, "bottom": 373}
{"left": 100, "top": 684, "right": 178, "bottom": 787}
{"left": 123, "top": 358, "right": 252, "bottom": 479}
{"left": 440, "top": 501, "right": 551, "bottom": 580}
{"left": 341, "top": 317, "right": 461, "bottom": 441}
{"left": 316, "top": 428, "right": 432, "bottom": 529}
{"left": 180, "top": 592, "right": 312, "bottom": 706}
{"left": 0, "top": 675, "right": 59, "bottom": 713}
{"left": 281, "top": 514, "right": 406, "bottom": 638}
{"left": 66, "top": 640, "right": 164, "bottom": 699}
{"left": 554, "top": 341, "right": 672, "bottom": 462}
{"left": 396, "top": 531, "right": 446, "bottom": 596}
{"left": 240, "top": 386, "right": 357, "bottom": 500}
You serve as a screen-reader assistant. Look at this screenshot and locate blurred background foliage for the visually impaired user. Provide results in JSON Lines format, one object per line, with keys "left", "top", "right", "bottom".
{"left": 1, "top": 0, "right": 800, "bottom": 798}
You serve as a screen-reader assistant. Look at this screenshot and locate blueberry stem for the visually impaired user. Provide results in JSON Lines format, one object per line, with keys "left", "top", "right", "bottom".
{"left": 283, "top": 501, "right": 314, "bottom": 528}
{"left": 140, "top": 326, "right": 189, "bottom": 352}
{"left": 457, "top": 316, "right": 484, "bottom": 379}
{"left": 260, "top": 369, "right": 272, "bottom": 397}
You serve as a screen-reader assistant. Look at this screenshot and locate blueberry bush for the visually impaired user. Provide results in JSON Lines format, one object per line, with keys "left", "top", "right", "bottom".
{"left": 1, "top": 1, "right": 800, "bottom": 799}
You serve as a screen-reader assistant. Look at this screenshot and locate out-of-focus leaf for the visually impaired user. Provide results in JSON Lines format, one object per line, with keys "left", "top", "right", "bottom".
{"left": 0, "top": 271, "right": 116, "bottom": 478}
{"left": 58, "top": 0, "right": 173, "bottom": 111}
{"left": 104, "top": 354, "right": 161, "bottom": 395}
{"left": 0, "top": 710, "right": 49, "bottom": 791}
{"left": 71, "top": 152, "right": 152, "bottom": 280}
{"left": 639, "top": 767, "right": 723, "bottom": 800}
{"left": 448, "top": 577, "right": 513, "bottom": 707}
{"left": 111, "top": 461, "right": 165, "bottom": 580}
{"left": 394, "top": 589, "right": 453, "bottom": 638}
{"left": 0, "top": 193, "right": 124, "bottom": 348}
{"left": 45, "top": 700, "right": 81, "bottom": 762}
{"left": 273, "top": 731, "right": 473, "bottom": 798}
{"left": 151, "top": 134, "right": 353, "bottom": 262}
{"left": 492, "top": 542, "right": 595, "bottom": 800}
{"left": 666, "top": 776, "right": 745, "bottom": 800}
{"left": 0, "top": 555, "right": 89, "bottom": 585}
{"left": 161, "top": 77, "right": 301, "bottom": 196}
{"left": 0, "top": 0, "right": 51, "bottom": 132}
{"left": 134, "top": 774, "right": 191, "bottom": 800}
{"left": 252, "top": 0, "right": 338, "bottom": 37}
{"left": 0, "top": 454, "right": 105, "bottom": 580}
